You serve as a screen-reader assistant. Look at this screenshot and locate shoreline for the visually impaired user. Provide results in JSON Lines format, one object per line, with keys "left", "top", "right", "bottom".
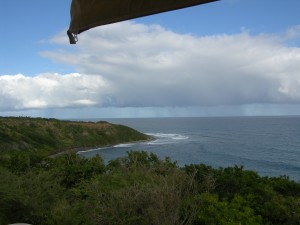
{"left": 49, "top": 136, "right": 154, "bottom": 158}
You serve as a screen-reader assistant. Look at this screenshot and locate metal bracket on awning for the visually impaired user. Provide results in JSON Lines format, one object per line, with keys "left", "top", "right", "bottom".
{"left": 67, "top": 30, "right": 78, "bottom": 44}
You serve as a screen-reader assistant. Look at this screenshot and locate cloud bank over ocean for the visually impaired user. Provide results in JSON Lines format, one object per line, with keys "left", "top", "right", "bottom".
{"left": 1, "top": 22, "right": 300, "bottom": 116}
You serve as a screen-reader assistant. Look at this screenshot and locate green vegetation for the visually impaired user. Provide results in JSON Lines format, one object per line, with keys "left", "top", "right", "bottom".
{"left": 0, "top": 150, "right": 299, "bottom": 225}
{"left": 0, "top": 116, "right": 150, "bottom": 155}
{"left": 0, "top": 117, "right": 299, "bottom": 224}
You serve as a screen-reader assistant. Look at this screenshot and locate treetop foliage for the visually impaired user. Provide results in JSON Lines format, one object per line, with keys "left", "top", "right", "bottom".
{"left": 1, "top": 150, "right": 299, "bottom": 225}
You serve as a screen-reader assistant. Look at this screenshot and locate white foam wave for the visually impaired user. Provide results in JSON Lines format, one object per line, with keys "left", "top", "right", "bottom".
{"left": 147, "top": 141, "right": 174, "bottom": 145}
{"left": 172, "top": 135, "right": 189, "bottom": 140}
{"left": 78, "top": 147, "right": 104, "bottom": 153}
{"left": 114, "top": 143, "right": 135, "bottom": 148}
{"left": 146, "top": 133, "right": 189, "bottom": 145}
{"left": 147, "top": 133, "right": 189, "bottom": 140}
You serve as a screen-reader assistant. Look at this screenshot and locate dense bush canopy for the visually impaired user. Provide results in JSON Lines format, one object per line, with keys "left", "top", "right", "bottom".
{"left": 1, "top": 150, "right": 299, "bottom": 225}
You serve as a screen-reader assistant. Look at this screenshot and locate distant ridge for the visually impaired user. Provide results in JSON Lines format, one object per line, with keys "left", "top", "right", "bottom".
{"left": 0, "top": 117, "right": 150, "bottom": 154}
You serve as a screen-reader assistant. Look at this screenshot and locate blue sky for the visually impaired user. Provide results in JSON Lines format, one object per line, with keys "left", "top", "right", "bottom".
{"left": 1, "top": 0, "right": 300, "bottom": 118}
{"left": 0, "top": 0, "right": 72, "bottom": 75}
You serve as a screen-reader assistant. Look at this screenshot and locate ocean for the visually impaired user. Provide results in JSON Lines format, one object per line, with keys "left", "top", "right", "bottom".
{"left": 79, "top": 116, "right": 300, "bottom": 181}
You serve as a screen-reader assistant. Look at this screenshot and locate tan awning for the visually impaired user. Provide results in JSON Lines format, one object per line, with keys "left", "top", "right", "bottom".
{"left": 68, "top": 0, "right": 219, "bottom": 44}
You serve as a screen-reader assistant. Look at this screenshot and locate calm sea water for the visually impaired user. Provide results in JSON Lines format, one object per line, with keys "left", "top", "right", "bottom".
{"left": 79, "top": 116, "right": 300, "bottom": 181}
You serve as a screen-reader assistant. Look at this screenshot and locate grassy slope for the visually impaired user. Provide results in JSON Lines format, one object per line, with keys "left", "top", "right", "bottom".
{"left": 0, "top": 117, "right": 150, "bottom": 154}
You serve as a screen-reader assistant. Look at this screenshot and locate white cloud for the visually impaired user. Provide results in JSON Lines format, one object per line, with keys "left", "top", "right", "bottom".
{"left": 2, "top": 22, "right": 300, "bottom": 112}
{"left": 43, "top": 22, "right": 300, "bottom": 107}
{"left": 0, "top": 73, "right": 111, "bottom": 111}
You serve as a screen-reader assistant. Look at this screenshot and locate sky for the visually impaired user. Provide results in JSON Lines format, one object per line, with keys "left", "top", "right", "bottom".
{"left": 1, "top": 0, "right": 300, "bottom": 119}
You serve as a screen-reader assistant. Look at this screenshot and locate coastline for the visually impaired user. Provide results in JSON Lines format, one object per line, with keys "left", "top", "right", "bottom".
{"left": 49, "top": 136, "right": 154, "bottom": 158}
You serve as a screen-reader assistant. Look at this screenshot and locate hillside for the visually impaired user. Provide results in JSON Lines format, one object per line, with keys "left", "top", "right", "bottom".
{"left": 0, "top": 117, "right": 150, "bottom": 154}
